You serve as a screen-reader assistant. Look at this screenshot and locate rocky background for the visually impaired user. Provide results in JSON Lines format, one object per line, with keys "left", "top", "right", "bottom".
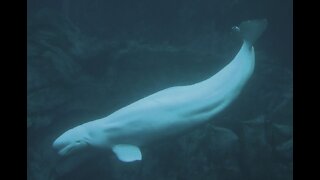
{"left": 27, "top": 0, "right": 292, "bottom": 180}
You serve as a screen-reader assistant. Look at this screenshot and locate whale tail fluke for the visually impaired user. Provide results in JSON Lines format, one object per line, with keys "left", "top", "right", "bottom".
{"left": 238, "top": 19, "right": 268, "bottom": 45}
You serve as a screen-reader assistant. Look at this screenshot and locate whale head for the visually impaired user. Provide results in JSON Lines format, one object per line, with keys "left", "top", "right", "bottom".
{"left": 53, "top": 125, "right": 90, "bottom": 157}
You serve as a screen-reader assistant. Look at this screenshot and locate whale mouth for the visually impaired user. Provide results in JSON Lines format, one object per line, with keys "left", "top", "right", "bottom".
{"left": 56, "top": 141, "right": 89, "bottom": 156}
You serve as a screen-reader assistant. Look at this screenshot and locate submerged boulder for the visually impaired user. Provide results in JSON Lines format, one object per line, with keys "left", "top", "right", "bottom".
{"left": 241, "top": 116, "right": 273, "bottom": 179}
{"left": 134, "top": 125, "right": 240, "bottom": 180}
{"left": 240, "top": 116, "right": 292, "bottom": 180}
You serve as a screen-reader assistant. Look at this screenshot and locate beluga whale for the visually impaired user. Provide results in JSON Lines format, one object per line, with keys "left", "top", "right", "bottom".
{"left": 53, "top": 19, "right": 267, "bottom": 162}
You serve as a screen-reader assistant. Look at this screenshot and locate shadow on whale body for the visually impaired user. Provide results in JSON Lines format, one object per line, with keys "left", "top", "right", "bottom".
{"left": 52, "top": 19, "right": 267, "bottom": 163}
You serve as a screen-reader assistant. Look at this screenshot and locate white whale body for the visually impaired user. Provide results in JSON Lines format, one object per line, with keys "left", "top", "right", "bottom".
{"left": 53, "top": 19, "right": 267, "bottom": 162}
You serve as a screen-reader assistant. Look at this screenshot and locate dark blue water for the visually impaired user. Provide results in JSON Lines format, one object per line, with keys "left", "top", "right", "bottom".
{"left": 27, "top": 0, "right": 292, "bottom": 180}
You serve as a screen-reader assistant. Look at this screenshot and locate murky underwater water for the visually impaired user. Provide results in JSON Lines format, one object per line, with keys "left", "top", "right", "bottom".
{"left": 27, "top": 0, "right": 292, "bottom": 180}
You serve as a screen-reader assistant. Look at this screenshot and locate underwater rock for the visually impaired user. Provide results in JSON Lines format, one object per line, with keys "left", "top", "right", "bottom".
{"left": 272, "top": 123, "right": 293, "bottom": 145}
{"left": 27, "top": 87, "right": 69, "bottom": 115}
{"left": 204, "top": 126, "right": 241, "bottom": 179}
{"left": 151, "top": 125, "right": 239, "bottom": 180}
{"left": 41, "top": 47, "right": 81, "bottom": 82}
{"left": 103, "top": 125, "right": 240, "bottom": 180}
{"left": 27, "top": 9, "right": 113, "bottom": 131}
{"left": 242, "top": 116, "right": 269, "bottom": 145}
{"left": 269, "top": 98, "right": 293, "bottom": 125}
{"left": 28, "top": 146, "right": 56, "bottom": 180}
{"left": 50, "top": 149, "right": 103, "bottom": 179}
{"left": 271, "top": 162, "right": 293, "bottom": 180}
{"left": 275, "top": 138, "right": 293, "bottom": 162}
{"left": 241, "top": 116, "right": 273, "bottom": 179}
{"left": 240, "top": 116, "right": 292, "bottom": 180}
{"left": 27, "top": 115, "right": 53, "bottom": 129}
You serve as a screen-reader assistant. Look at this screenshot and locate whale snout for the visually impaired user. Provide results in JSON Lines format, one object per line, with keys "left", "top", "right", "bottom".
{"left": 52, "top": 137, "right": 65, "bottom": 149}
{"left": 52, "top": 128, "right": 89, "bottom": 156}
{"left": 52, "top": 135, "right": 70, "bottom": 156}
{"left": 52, "top": 135, "right": 65, "bottom": 148}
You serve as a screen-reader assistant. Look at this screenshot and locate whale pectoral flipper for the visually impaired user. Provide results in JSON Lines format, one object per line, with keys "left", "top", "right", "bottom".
{"left": 112, "top": 144, "right": 142, "bottom": 162}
